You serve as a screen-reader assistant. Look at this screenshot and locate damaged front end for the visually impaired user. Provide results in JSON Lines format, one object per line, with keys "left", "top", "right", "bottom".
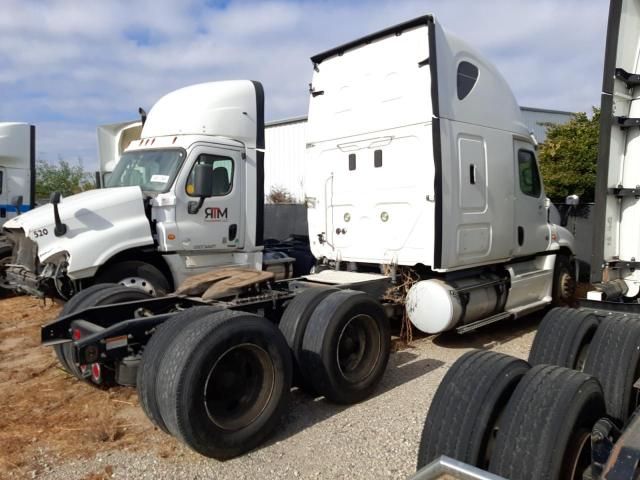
{"left": 1, "top": 228, "right": 73, "bottom": 298}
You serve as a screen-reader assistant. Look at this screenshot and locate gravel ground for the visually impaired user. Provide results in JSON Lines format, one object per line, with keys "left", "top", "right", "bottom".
{"left": 27, "top": 312, "right": 540, "bottom": 480}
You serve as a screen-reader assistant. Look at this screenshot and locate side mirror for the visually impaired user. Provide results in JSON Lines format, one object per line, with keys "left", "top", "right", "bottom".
{"left": 560, "top": 194, "right": 579, "bottom": 228}
{"left": 193, "top": 164, "right": 214, "bottom": 198}
{"left": 565, "top": 194, "right": 580, "bottom": 206}
{"left": 49, "top": 191, "right": 68, "bottom": 236}
{"left": 188, "top": 165, "right": 214, "bottom": 214}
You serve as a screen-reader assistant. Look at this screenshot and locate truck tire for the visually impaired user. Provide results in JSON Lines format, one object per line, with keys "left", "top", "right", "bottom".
{"left": 528, "top": 307, "right": 599, "bottom": 370}
{"left": 53, "top": 283, "right": 119, "bottom": 373}
{"left": 416, "top": 350, "right": 529, "bottom": 470}
{"left": 583, "top": 314, "right": 640, "bottom": 424}
{"left": 60, "top": 285, "right": 151, "bottom": 386}
{"left": 489, "top": 365, "right": 605, "bottom": 480}
{"left": 155, "top": 310, "right": 292, "bottom": 459}
{"left": 95, "top": 260, "right": 170, "bottom": 296}
{"left": 300, "top": 290, "right": 390, "bottom": 404}
{"left": 0, "top": 249, "right": 14, "bottom": 296}
{"left": 278, "top": 286, "right": 338, "bottom": 391}
{"left": 552, "top": 255, "right": 576, "bottom": 305}
{"left": 136, "top": 306, "right": 214, "bottom": 433}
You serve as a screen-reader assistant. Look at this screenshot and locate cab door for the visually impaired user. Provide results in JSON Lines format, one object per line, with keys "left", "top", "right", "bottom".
{"left": 513, "top": 140, "right": 550, "bottom": 256}
{"left": 174, "top": 145, "right": 244, "bottom": 254}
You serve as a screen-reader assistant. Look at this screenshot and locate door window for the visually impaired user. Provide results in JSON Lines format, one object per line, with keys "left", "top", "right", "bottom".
{"left": 186, "top": 154, "right": 234, "bottom": 197}
{"left": 517, "top": 150, "right": 541, "bottom": 197}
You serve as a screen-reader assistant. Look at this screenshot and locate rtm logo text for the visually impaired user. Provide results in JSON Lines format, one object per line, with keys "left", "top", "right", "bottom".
{"left": 204, "top": 207, "right": 228, "bottom": 222}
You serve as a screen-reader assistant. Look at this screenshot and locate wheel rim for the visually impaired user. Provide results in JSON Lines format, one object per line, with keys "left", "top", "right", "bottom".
{"left": 203, "top": 343, "right": 275, "bottom": 431}
{"left": 336, "top": 314, "right": 382, "bottom": 383}
{"left": 562, "top": 428, "right": 591, "bottom": 480}
{"left": 559, "top": 270, "right": 576, "bottom": 300}
{"left": 118, "top": 276, "right": 156, "bottom": 296}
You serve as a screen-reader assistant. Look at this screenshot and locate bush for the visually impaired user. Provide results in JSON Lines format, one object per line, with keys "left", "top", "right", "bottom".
{"left": 538, "top": 108, "right": 599, "bottom": 203}
{"left": 267, "top": 185, "right": 295, "bottom": 204}
{"left": 36, "top": 158, "right": 95, "bottom": 201}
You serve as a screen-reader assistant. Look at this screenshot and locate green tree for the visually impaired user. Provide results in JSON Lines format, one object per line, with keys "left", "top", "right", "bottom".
{"left": 36, "top": 158, "right": 95, "bottom": 200}
{"left": 538, "top": 108, "right": 600, "bottom": 202}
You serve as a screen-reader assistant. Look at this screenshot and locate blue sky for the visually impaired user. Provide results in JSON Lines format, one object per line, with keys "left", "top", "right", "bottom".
{"left": 0, "top": 0, "right": 609, "bottom": 170}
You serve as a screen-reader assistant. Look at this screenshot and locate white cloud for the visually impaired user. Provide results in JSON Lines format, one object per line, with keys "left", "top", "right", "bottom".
{"left": 0, "top": 0, "right": 609, "bottom": 169}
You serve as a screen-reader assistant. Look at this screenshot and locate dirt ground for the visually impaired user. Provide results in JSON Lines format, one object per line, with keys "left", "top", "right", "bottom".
{"left": 0, "top": 294, "right": 543, "bottom": 479}
{"left": 0, "top": 296, "right": 166, "bottom": 479}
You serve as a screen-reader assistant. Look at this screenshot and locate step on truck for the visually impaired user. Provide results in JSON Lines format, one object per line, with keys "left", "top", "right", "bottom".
{"left": 42, "top": 15, "right": 577, "bottom": 459}
{"left": 414, "top": 1, "right": 640, "bottom": 479}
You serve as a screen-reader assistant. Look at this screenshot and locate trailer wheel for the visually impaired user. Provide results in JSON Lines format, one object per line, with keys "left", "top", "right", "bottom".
{"left": 59, "top": 285, "right": 151, "bottom": 386}
{"left": 96, "top": 260, "right": 170, "bottom": 296}
{"left": 278, "top": 286, "right": 338, "bottom": 391}
{"left": 489, "top": 365, "right": 605, "bottom": 480}
{"left": 137, "top": 307, "right": 214, "bottom": 433}
{"left": 416, "top": 350, "right": 529, "bottom": 471}
{"left": 53, "top": 283, "right": 119, "bottom": 374}
{"left": 300, "top": 290, "right": 390, "bottom": 404}
{"left": 583, "top": 314, "right": 640, "bottom": 424}
{"left": 528, "top": 307, "right": 599, "bottom": 370}
{"left": 552, "top": 255, "right": 576, "bottom": 305}
{"left": 156, "top": 310, "right": 292, "bottom": 459}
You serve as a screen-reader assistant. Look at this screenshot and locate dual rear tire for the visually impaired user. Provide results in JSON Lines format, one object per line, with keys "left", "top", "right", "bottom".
{"left": 137, "top": 308, "right": 293, "bottom": 459}
{"left": 420, "top": 308, "right": 640, "bottom": 478}
{"left": 279, "top": 288, "right": 391, "bottom": 404}
{"left": 418, "top": 350, "right": 606, "bottom": 480}
{"left": 136, "top": 287, "right": 391, "bottom": 459}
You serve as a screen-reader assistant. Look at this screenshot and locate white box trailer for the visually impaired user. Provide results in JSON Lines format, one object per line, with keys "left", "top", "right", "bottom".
{"left": 590, "top": 0, "right": 640, "bottom": 301}
{"left": 0, "top": 122, "right": 35, "bottom": 260}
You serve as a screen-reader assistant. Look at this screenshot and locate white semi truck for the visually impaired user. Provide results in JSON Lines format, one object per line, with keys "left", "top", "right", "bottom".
{"left": 1, "top": 82, "right": 289, "bottom": 298}
{"left": 415, "top": 1, "right": 640, "bottom": 479}
{"left": 40, "top": 15, "right": 576, "bottom": 460}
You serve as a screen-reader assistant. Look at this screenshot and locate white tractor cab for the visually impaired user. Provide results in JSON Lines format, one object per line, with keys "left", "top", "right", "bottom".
{"left": 1, "top": 81, "right": 271, "bottom": 298}
{"left": 0, "top": 122, "right": 36, "bottom": 260}
{"left": 305, "top": 15, "right": 575, "bottom": 334}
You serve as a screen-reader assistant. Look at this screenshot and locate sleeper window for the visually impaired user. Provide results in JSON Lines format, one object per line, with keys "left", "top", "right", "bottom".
{"left": 517, "top": 150, "right": 541, "bottom": 198}
{"left": 457, "top": 61, "right": 479, "bottom": 100}
{"left": 186, "top": 154, "right": 234, "bottom": 197}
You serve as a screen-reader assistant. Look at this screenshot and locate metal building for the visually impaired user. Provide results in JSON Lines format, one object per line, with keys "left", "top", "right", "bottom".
{"left": 520, "top": 107, "right": 574, "bottom": 143}
{"left": 264, "top": 106, "right": 574, "bottom": 202}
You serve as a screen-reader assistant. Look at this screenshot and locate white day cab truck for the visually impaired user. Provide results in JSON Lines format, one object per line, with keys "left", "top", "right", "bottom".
{"left": 0, "top": 84, "right": 313, "bottom": 299}
{"left": 413, "top": 1, "right": 640, "bottom": 479}
{"left": 37, "top": 16, "right": 575, "bottom": 459}
{"left": 0, "top": 122, "right": 35, "bottom": 267}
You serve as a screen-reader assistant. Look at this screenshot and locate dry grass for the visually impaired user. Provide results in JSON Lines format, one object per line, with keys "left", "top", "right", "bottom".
{"left": 0, "top": 296, "right": 165, "bottom": 477}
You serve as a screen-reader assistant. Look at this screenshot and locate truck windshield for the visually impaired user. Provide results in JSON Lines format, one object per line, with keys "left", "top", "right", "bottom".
{"left": 105, "top": 149, "right": 185, "bottom": 193}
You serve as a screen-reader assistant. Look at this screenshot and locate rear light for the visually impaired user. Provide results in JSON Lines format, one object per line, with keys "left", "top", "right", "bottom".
{"left": 72, "top": 328, "right": 82, "bottom": 340}
{"left": 91, "top": 363, "right": 102, "bottom": 383}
